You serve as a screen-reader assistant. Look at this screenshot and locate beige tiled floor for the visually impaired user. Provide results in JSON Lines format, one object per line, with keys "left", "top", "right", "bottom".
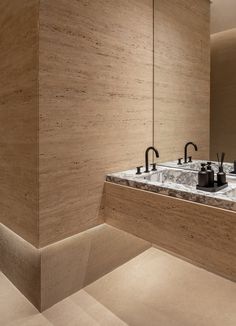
{"left": 1, "top": 247, "right": 236, "bottom": 326}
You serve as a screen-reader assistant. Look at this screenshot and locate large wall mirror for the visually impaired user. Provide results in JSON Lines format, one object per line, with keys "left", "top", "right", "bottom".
{"left": 210, "top": 0, "right": 236, "bottom": 162}
{"left": 153, "top": 0, "right": 236, "bottom": 168}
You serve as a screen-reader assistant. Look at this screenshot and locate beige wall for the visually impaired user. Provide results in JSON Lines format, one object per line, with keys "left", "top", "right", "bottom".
{"left": 0, "top": 0, "right": 153, "bottom": 249}
{"left": 38, "top": 0, "right": 153, "bottom": 247}
{"left": 0, "top": 0, "right": 39, "bottom": 246}
{"left": 0, "top": 0, "right": 211, "bottom": 248}
{"left": 0, "top": 0, "right": 213, "bottom": 311}
{"left": 154, "top": 0, "right": 210, "bottom": 162}
{"left": 211, "top": 0, "right": 236, "bottom": 34}
{"left": 210, "top": 28, "right": 236, "bottom": 162}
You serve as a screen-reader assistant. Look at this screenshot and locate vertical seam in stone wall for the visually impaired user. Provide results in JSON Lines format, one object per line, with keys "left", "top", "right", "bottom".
{"left": 152, "top": 0, "right": 155, "bottom": 153}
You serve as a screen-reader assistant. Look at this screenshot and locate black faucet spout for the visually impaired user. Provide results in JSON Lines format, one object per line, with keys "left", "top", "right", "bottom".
{"left": 184, "top": 142, "right": 198, "bottom": 163}
{"left": 145, "top": 146, "right": 159, "bottom": 173}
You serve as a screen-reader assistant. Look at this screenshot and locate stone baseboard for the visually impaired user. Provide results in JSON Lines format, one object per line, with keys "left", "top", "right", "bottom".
{"left": 0, "top": 223, "right": 150, "bottom": 311}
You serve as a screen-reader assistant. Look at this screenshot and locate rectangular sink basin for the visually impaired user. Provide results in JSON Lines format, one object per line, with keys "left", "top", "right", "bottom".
{"left": 144, "top": 168, "right": 198, "bottom": 187}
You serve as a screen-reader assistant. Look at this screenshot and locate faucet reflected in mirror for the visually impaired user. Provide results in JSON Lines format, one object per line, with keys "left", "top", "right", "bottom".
{"left": 184, "top": 142, "right": 198, "bottom": 164}
{"left": 177, "top": 142, "right": 198, "bottom": 165}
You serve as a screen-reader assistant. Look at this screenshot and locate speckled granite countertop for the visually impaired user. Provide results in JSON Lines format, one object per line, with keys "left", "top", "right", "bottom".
{"left": 159, "top": 159, "right": 236, "bottom": 175}
{"left": 106, "top": 165, "right": 236, "bottom": 212}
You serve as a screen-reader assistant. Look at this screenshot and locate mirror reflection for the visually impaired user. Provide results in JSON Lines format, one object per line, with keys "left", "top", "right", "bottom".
{"left": 154, "top": 0, "right": 236, "bottom": 176}
{"left": 210, "top": 0, "right": 236, "bottom": 163}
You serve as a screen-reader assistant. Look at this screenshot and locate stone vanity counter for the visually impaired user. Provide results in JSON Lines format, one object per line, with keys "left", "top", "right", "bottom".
{"left": 106, "top": 166, "right": 236, "bottom": 212}
{"left": 159, "top": 159, "right": 236, "bottom": 175}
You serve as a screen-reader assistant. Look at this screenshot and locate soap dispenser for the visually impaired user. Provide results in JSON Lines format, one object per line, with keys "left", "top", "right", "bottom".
{"left": 217, "top": 166, "right": 226, "bottom": 186}
{"left": 206, "top": 162, "right": 214, "bottom": 187}
{"left": 198, "top": 163, "right": 208, "bottom": 187}
{"left": 217, "top": 153, "right": 227, "bottom": 186}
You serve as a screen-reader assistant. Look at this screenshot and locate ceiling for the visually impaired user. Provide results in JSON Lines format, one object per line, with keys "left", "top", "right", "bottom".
{"left": 211, "top": 0, "right": 236, "bottom": 34}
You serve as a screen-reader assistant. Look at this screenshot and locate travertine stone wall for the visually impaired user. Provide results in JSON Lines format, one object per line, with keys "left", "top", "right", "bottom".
{"left": 0, "top": 0, "right": 39, "bottom": 246}
{"left": 38, "top": 0, "right": 153, "bottom": 246}
{"left": 0, "top": 0, "right": 213, "bottom": 312}
{"left": 0, "top": 0, "right": 210, "bottom": 247}
{"left": 0, "top": 0, "right": 153, "bottom": 247}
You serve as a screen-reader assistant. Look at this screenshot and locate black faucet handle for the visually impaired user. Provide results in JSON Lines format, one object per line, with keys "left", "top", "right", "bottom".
{"left": 150, "top": 163, "right": 157, "bottom": 171}
{"left": 136, "top": 166, "right": 143, "bottom": 175}
{"left": 177, "top": 158, "right": 183, "bottom": 165}
{"left": 188, "top": 156, "right": 192, "bottom": 163}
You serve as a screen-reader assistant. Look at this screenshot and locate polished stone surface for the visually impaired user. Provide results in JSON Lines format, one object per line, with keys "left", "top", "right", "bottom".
{"left": 1, "top": 247, "right": 236, "bottom": 326}
{"left": 159, "top": 159, "right": 236, "bottom": 175}
{"left": 107, "top": 165, "right": 236, "bottom": 211}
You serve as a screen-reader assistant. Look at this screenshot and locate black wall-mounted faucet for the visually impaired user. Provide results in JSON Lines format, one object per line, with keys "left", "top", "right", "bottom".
{"left": 145, "top": 146, "right": 159, "bottom": 173}
{"left": 184, "top": 142, "right": 198, "bottom": 163}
